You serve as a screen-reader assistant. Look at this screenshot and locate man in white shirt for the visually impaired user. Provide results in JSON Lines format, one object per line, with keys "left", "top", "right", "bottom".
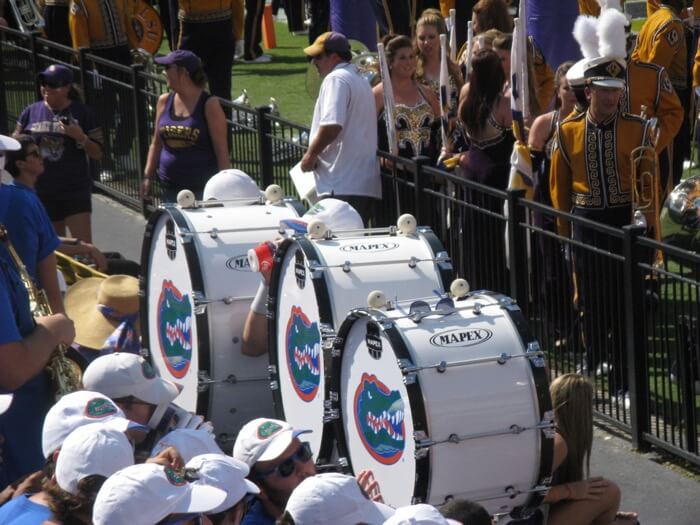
{"left": 301, "top": 31, "right": 381, "bottom": 223}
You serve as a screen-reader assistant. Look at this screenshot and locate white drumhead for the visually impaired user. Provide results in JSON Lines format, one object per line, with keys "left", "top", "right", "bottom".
{"left": 145, "top": 211, "right": 199, "bottom": 412}
{"left": 339, "top": 316, "right": 416, "bottom": 507}
{"left": 273, "top": 243, "right": 325, "bottom": 457}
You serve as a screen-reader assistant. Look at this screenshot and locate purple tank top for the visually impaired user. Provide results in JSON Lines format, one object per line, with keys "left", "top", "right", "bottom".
{"left": 158, "top": 91, "right": 219, "bottom": 190}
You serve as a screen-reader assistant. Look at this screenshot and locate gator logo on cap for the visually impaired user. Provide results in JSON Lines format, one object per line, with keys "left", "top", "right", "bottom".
{"left": 157, "top": 280, "right": 193, "bottom": 379}
{"left": 164, "top": 466, "right": 187, "bottom": 486}
{"left": 353, "top": 373, "right": 405, "bottom": 465}
{"left": 85, "top": 398, "right": 118, "bottom": 419}
{"left": 285, "top": 306, "right": 321, "bottom": 402}
{"left": 141, "top": 360, "right": 156, "bottom": 379}
{"left": 257, "top": 421, "right": 284, "bottom": 439}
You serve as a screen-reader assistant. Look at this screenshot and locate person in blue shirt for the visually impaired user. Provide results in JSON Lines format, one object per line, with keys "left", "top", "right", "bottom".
{"left": 0, "top": 135, "right": 76, "bottom": 492}
{"left": 1, "top": 135, "right": 62, "bottom": 314}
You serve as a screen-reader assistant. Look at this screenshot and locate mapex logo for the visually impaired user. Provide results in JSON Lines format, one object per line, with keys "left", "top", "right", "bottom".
{"left": 340, "top": 242, "right": 399, "bottom": 253}
{"left": 226, "top": 255, "right": 251, "bottom": 271}
{"left": 429, "top": 328, "right": 493, "bottom": 347}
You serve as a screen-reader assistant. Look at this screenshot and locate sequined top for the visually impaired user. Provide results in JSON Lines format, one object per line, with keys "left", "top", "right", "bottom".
{"left": 419, "top": 74, "right": 459, "bottom": 117}
{"left": 378, "top": 86, "right": 437, "bottom": 160}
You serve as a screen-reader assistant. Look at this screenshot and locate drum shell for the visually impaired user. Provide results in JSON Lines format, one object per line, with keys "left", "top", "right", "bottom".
{"left": 268, "top": 228, "right": 452, "bottom": 460}
{"left": 330, "top": 293, "right": 553, "bottom": 515}
{"left": 141, "top": 201, "right": 303, "bottom": 441}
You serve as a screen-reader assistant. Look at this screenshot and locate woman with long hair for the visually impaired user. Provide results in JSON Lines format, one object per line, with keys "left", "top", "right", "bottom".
{"left": 457, "top": 49, "right": 512, "bottom": 191}
{"left": 142, "top": 50, "right": 230, "bottom": 203}
{"left": 471, "top": 0, "right": 513, "bottom": 35}
{"left": 415, "top": 8, "right": 464, "bottom": 118}
{"left": 14, "top": 64, "right": 103, "bottom": 243}
{"left": 374, "top": 34, "right": 441, "bottom": 162}
{"left": 546, "top": 374, "right": 639, "bottom": 525}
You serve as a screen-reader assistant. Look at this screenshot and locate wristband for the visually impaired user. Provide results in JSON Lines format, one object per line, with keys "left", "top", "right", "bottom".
{"left": 251, "top": 283, "right": 269, "bottom": 315}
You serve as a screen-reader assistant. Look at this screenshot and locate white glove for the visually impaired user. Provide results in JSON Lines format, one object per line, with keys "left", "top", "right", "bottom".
{"left": 170, "top": 404, "right": 215, "bottom": 434}
{"left": 234, "top": 40, "right": 245, "bottom": 59}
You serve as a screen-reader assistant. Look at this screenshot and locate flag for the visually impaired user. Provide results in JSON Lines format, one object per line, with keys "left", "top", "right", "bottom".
{"left": 377, "top": 43, "right": 398, "bottom": 156}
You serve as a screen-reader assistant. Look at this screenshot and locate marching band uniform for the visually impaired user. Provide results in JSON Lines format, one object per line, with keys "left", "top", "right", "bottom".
{"left": 632, "top": 3, "right": 689, "bottom": 185}
{"left": 243, "top": 0, "right": 265, "bottom": 61}
{"left": 371, "top": 0, "right": 417, "bottom": 38}
{"left": 578, "top": 0, "right": 600, "bottom": 16}
{"left": 551, "top": 58, "right": 655, "bottom": 394}
{"left": 43, "top": 0, "right": 72, "bottom": 47}
{"left": 176, "top": 0, "right": 243, "bottom": 100}
{"left": 623, "top": 59, "right": 683, "bottom": 190}
{"left": 68, "top": 0, "right": 138, "bottom": 64}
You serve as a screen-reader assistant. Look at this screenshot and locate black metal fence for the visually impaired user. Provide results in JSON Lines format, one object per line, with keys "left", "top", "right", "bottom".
{"left": 1, "top": 27, "right": 698, "bottom": 467}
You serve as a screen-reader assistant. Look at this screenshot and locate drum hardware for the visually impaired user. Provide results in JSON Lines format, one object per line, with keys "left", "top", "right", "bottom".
{"left": 306, "top": 253, "right": 449, "bottom": 273}
{"left": 414, "top": 420, "right": 555, "bottom": 449}
{"left": 197, "top": 371, "right": 268, "bottom": 392}
{"left": 178, "top": 224, "right": 283, "bottom": 240}
{"left": 398, "top": 351, "right": 546, "bottom": 379}
{"left": 526, "top": 341, "right": 546, "bottom": 368}
{"left": 477, "top": 485, "right": 550, "bottom": 503}
{"left": 192, "top": 292, "right": 251, "bottom": 314}
{"left": 7, "top": 0, "right": 44, "bottom": 33}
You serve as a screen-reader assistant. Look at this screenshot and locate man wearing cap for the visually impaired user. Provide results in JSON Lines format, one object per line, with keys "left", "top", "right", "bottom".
{"left": 301, "top": 32, "right": 381, "bottom": 223}
{"left": 233, "top": 418, "right": 316, "bottom": 524}
{"left": 82, "top": 353, "right": 214, "bottom": 459}
{"left": 550, "top": 57, "right": 655, "bottom": 399}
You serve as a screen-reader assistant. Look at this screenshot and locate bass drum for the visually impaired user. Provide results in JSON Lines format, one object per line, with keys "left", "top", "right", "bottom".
{"left": 141, "top": 199, "right": 304, "bottom": 443}
{"left": 328, "top": 293, "right": 554, "bottom": 517}
{"left": 267, "top": 226, "right": 452, "bottom": 462}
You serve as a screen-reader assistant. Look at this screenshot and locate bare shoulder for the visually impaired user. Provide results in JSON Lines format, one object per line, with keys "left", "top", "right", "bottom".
{"left": 529, "top": 111, "right": 555, "bottom": 149}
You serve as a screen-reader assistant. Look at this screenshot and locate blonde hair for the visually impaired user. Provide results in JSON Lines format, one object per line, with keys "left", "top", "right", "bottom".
{"left": 550, "top": 373, "right": 593, "bottom": 483}
{"left": 415, "top": 8, "right": 464, "bottom": 88}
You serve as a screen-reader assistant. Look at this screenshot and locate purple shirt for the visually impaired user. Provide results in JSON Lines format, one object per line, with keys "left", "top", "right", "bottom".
{"left": 17, "top": 100, "right": 101, "bottom": 200}
{"left": 158, "top": 91, "right": 219, "bottom": 191}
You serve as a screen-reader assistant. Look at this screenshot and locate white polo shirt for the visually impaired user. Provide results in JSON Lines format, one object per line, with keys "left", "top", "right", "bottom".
{"left": 310, "top": 62, "right": 381, "bottom": 199}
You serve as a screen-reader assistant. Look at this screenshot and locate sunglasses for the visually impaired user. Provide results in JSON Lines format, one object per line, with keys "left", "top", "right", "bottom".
{"left": 255, "top": 442, "right": 313, "bottom": 479}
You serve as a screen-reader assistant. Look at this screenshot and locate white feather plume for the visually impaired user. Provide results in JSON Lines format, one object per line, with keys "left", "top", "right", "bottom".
{"left": 597, "top": 8, "right": 628, "bottom": 58}
{"left": 596, "top": 0, "right": 623, "bottom": 11}
{"left": 573, "top": 16, "right": 599, "bottom": 59}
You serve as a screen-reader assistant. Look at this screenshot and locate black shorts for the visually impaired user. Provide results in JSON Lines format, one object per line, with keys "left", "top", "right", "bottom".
{"left": 40, "top": 196, "right": 92, "bottom": 222}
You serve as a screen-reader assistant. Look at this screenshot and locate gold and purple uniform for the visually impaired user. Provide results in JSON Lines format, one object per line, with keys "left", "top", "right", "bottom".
{"left": 68, "top": 0, "right": 138, "bottom": 51}
{"left": 578, "top": 0, "right": 600, "bottom": 16}
{"left": 550, "top": 110, "right": 654, "bottom": 235}
{"left": 622, "top": 59, "right": 683, "bottom": 152}
{"left": 632, "top": 5, "right": 687, "bottom": 91}
{"left": 177, "top": 0, "right": 244, "bottom": 41}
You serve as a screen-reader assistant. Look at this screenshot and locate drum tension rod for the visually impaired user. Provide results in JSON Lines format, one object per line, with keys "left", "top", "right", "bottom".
{"left": 476, "top": 484, "right": 551, "bottom": 503}
{"left": 399, "top": 351, "right": 545, "bottom": 377}
{"left": 414, "top": 420, "right": 556, "bottom": 449}
{"left": 197, "top": 371, "right": 267, "bottom": 392}
{"left": 306, "top": 254, "right": 450, "bottom": 273}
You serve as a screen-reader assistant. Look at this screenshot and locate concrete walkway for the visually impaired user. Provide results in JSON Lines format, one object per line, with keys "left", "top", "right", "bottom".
{"left": 91, "top": 194, "right": 700, "bottom": 525}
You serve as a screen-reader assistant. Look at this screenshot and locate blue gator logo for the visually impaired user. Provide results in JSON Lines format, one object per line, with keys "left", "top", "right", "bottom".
{"left": 157, "top": 280, "right": 193, "bottom": 379}
{"left": 353, "top": 373, "right": 406, "bottom": 465}
{"left": 285, "top": 306, "right": 321, "bottom": 402}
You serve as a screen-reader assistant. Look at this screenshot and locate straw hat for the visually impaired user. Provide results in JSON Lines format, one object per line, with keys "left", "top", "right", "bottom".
{"left": 64, "top": 275, "right": 140, "bottom": 350}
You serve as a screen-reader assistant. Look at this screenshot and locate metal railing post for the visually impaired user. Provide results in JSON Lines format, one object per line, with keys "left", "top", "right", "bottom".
{"left": 413, "top": 156, "right": 430, "bottom": 225}
{"left": 622, "top": 224, "right": 650, "bottom": 452}
{"left": 506, "top": 188, "right": 528, "bottom": 306}
{"left": 29, "top": 32, "right": 41, "bottom": 98}
{"left": 0, "top": 30, "right": 8, "bottom": 133}
{"left": 256, "top": 105, "right": 273, "bottom": 188}
{"left": 131, "top": 64, "right": 150, "bottom": 216}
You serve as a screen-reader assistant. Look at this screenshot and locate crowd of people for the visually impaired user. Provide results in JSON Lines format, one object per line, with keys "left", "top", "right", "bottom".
{"left": 1, "top": 0, "right": 698, "bottom": 522}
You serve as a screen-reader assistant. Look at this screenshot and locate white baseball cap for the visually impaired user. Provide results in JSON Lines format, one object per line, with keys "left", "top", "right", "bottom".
{"left": 285, "top": 473, "right": 395, "bottom": 525}
{"left": 203, "top": 169, "right": 263, "bottom": 200}
{"left": 383, "top": 504, "right": 461, "bottom": 525}
{"left": 302, "top": 198, "right": 363, "bottom": 231}
{"left": 0, "top": 394, "right": 12, "bottom": 415}
{"left": 92, "top": 463, "right": 227, "bottom": 525}
{"left": 151, "top": 428, "right": 223, "bottom": 463}
{"left": 82, "top": 353, "right": 181, "bottom": 429}
{"left": 232, "top": 418, "right": 311, "bottom": 468}
{"left": 0, "top": 135, "right": 20, "bottom": 152}
{"left": 55, "top": 423, "right": 135, "bottom": 495}
{"left": 42, "top": 390, "right": 146, "bottom": 458}
{"left": 186, "top": 453, "right": 260, "bottom": 514}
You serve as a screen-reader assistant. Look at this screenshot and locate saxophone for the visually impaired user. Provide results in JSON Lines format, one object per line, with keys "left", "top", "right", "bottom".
{"left": 0, "top": 225, "right": 83, "bottom": 399}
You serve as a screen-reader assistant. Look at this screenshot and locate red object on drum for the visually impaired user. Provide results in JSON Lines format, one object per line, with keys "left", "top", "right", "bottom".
{"left": 252, "top": 242, "right": 276, "bottom": 282}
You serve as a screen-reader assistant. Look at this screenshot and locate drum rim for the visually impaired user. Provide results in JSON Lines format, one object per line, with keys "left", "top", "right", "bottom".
{"left": 328, "top": 308, "right": 432, "bottom": 502}
{"left": 140, "top": 206, "right": 212, "bottom": 417}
